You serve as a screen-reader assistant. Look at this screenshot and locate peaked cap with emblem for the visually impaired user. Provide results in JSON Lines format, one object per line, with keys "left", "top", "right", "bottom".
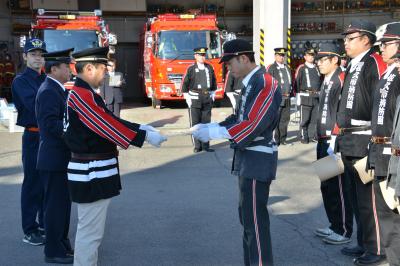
{"left": 43, "top": 48, "right": 74, "bottom": 64}
{"left": 194, "top": 47, "right": 208, "bottom": 54}
{"left": 274, "top": 47, "right": 288, "bottom": 55}
{"left": 24, "top": 38, "right": 47, "bottom": 53}
{"left": 72, "top": 46, "right": 109, "bottom": 64}
{"left": 315, "top": 43, "right": 341, "bottom": 60}
{"left": 219, "top": 39, "right": 254, "bottom": 63}
{"left": 342, "top": 19, "right": 376, "bottom": 36}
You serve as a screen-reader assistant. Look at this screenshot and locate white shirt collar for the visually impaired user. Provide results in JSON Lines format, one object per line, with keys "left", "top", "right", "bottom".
{"left": 242, "top": 66, "right": 261, "bottom": 87}
{"left": 276, "top": 62, "right": 284, "bottom": 68}
{"left": 47, "top": 76, "right": 66, "bottom": 91}
{"left": 384, "top": 63, "right": 396, "bottom": 79}
{"left": 349, "top": 49, "right": 370, "bottom": 68}
{"left": 305, "top": 62, "right": 315, "bottom": 68}
{"left": 196, "top": 62, "right": 205, "bottom": 70}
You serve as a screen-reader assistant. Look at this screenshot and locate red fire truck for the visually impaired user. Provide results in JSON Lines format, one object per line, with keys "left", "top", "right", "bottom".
{"left": 139, "top": 13, "right": 225, "bottom": 108}
{"left": 30, "top": 9, "right": 116, "bottom": 53}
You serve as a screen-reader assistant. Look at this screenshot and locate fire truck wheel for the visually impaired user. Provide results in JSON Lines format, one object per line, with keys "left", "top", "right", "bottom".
{"left": 151, "top": 96, "right": 161, "bottom": 109}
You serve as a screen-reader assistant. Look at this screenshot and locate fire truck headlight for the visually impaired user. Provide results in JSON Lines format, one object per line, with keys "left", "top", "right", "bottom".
{"left": 38, "top": 9, "right": 45, "bottom": 15}
{"left": 160, "top": 86, "right": 172, "bottom": 93}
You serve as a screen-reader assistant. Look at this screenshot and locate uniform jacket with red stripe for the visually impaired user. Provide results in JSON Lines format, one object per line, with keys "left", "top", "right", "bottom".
{"left": 336, "top": 49, "right": 387, "bottom": 157}
{"left": 63, "top": 77, "right": 146, "bottom": 154}
{"left": 219, "top": 68, "right": 282, "bottom": 181}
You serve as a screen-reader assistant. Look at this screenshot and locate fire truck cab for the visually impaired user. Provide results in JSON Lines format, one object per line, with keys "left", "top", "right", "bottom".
{"left": 139, "top": 13, "right": 225, "bottom": 109}
{"left": 30, "top": 9, "right": 116, "bottom": 55}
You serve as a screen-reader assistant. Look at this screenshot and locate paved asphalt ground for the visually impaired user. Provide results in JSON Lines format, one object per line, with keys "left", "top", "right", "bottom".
{"left": 0, "top": 101, "right": 389, "bottom": 266}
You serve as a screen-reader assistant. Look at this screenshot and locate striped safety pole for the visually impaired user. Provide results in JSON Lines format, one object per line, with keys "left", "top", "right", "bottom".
{"left": 260, "top": 29, "right": 265, "bottom": 66}
{"left": 287, "top": 28, "right": 292, "bottom": 68}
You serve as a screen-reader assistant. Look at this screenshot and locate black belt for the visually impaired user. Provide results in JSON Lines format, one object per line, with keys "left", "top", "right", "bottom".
{"left": 71, "top": 151, "right": 119, "bottom": 160}
{"left": 190, "top": 89, "right": 210, "bottom": 94}
{"left": 338, "top": 126, "right": 371, "bottom": 135}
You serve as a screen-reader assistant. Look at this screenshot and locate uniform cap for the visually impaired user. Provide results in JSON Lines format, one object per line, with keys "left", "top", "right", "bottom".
{"left": 72, "top": 47, "right": 109, "bottom": 64}
{"left": 24, "top": 38, "right": 47, "bottom": 53}
{"left": 375, "top": 22, "right": 400, "bottom": 44}
{"left": 194, "top": 47, "right": 208, "bottom": 54}
{"left": 305, "top": 48, "right": 316, "bottom": 55}
{"left": 43, "top": 48, "right": 74, "bottom": 64}
{"left": 274, "top": 47, "right": 287, "bottom": 55}
{"left": 315, "top": 43, "right": 341, "bottom": 60}
{"left": 342, "top": 19, "right": 376, "bottom": 36}
{"left": 219, "top": 39, "right": 254, "bottom": 63}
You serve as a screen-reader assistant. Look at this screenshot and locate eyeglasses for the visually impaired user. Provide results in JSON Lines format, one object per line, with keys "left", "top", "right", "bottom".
{"left": 343, "top": 34, "right": 365, "bottom": 43}
{"left": 379, "top": 41, "right": 400, "bottom": 49}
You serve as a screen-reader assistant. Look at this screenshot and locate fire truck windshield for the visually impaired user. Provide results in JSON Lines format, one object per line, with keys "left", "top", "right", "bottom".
{"left": 156, "top": 30, "right": 222, "bottom": 60}
{"left": 43, "top": 30, "right": 99, "bottom": 53}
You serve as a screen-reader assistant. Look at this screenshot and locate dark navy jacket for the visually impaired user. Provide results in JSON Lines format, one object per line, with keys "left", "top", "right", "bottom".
{"left": 35, "top": 77, "right": 70, "bottom": 171}
{"left": 12, "top": 67, "right": 46, "bottom": 127}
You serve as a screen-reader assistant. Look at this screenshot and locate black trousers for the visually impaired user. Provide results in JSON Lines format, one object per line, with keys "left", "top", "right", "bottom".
{"left": 274, "top": 99, "right": 291, "bottom": 144}
{"left": 41, "top": 170, "right": 72, "bottom": 257}
{"left": 106, "top": 101, "right": 121, "bottom": 118}
{"left": 238, "top": 176, "right": 273, "bottom": 266}
{"left": 21, "top": 130, "right": 44, "bottom": 235}
{"left": 373, "top": 179, "right": 400, "bottom": 265}
{"left": 342, "top": 156, "right": 383, "bottom": 255}
{"left": 189, "top": 104, "right": 212, "bottom": 150}
{"left": 317, "top": 141, "right": 353, "bottom": 237}
{"left": 299, "top": 103, "right": 318, "bottom": 141}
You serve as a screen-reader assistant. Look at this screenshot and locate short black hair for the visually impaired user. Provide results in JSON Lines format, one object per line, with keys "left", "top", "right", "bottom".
{"left": 236, "top": 53, "right": 255, "bottom": 63}
{"left": 75, "top": 61, "right": 104, "bottom": 74}
{"left": 363, "top": 33, "right": 376, "bottom": 46}
{"left": 44, "top": 61, "right": 63, "bottom": 74}
{"left": 327, "top": 55, "right": 341, "bottom": 66}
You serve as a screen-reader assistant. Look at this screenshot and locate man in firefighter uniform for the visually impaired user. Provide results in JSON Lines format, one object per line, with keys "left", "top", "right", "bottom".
{"left": 63, "top": 46, "right": 167, "bottom": 266}
{"left": 267, "top": 47, "right": 292, "bottom": 145}
{"left": 191, "top": 39, "right": 282, "bottom": 265}
{"left": 369, "top": 22, "right": 400, "bottom": 266}
{"left": 11, "top": 38, "right": 47, "bottom": 246}
{"left": 295, "top": 47, "right": 322, "bottom": 143}
{"left": 36, "top": 48, "right": 74, "bottom": 264}
{"left": 313, "top": 44, "right": 353, "bottom": 245}
{"left": 336, "top": 19, "right": 387, "bottom": 265}
{"left": 182, "top": 47, "right": 217, "bottom": 153}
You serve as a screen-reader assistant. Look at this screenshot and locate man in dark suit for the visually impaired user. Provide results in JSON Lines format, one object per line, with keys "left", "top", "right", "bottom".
{"left": 35, "top": 48, "right": 74, "bottom": 264}
{"left": 100, "top": 58, "right": 124, "bottom": 117}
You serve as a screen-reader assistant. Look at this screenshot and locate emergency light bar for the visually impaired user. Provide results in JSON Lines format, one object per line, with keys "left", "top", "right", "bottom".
{"left": 37, "top": 9, "right": 102, "bottom": 17}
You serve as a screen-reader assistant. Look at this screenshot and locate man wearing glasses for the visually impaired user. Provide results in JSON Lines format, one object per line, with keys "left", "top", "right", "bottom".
{"left": 369, "top": 22, "right": 400, "bottom": 266}
{"left": 335, "top": 19, "right": 387, "bottom": 265}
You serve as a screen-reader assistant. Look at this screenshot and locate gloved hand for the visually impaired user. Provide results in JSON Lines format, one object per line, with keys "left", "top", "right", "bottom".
{"left": 145, "top": 131, "right": 167, "bottom": 148}
{"left": 183, "top": 93, "right": 192, "bottom": 107}
{"left": 192, "top": 125, "right": 231, "bottom": 142}
{"left": 326, "top": 135, "right": 337, "bottom": 155}
{"left": 139, "top": 124, "right": 159, "bottom": 132}
{"left": 211, "top": 91, "right": 216, "bottom": 101}
{"left": 190, "top": 122, "right": 218, "bottom": 132}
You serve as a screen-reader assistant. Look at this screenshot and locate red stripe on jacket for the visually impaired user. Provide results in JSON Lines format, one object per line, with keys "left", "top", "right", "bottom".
{"left": 68, "top": 86, "right": 138, "bottom": 149}
{"left": 370, "top": 53, "right": 387, "bottom": 79}
{"left": 227, "top": 73, "right": 278, "bottom": 143}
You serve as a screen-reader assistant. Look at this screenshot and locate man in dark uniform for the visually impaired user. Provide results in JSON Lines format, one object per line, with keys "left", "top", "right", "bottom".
{"left": 191, "top": 39, "right": 282, "bottom": 265}
{"left": 336, "top": 19, "right": 387, "bottom": 265}
{"left": 11, "top": 38, "right": 47, "bottom": 245}
{"left": 368, "top": 22, "right": 400, "bottom": 266}
{"left": 224, "top": 70, "right": 243, "bottom": 113}
{"left": 100, "top": 58, "right": 124, "bottom": 117}
{"left": 63, "top": 46, "right": 167, "bottom": 266}
{"left": 295, "top": 47, "right": 322, "bottom": 143}
{"left": 313, "top": 44, "right": 354, "bottom": 245}
{"left": 267, "top": 47, "right": 292, "bottom": 145}
{"left": 36, "top": 48, "right": 74, "bottom": 264}
{"left": 182, "top": 47, "right": 217, "bottom": 153}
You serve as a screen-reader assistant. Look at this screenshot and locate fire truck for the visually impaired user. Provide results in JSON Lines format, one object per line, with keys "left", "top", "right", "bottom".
{"left": 29, "top": 9, "right": 116, "bottom": 63}
{"left": 139, "top": 13, "right": 225, "bottom": 108}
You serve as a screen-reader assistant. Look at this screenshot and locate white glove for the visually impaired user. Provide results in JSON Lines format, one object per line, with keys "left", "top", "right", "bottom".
{"left": 326, "top": 135, "right": 337, "bottom": 155}
{"left": 140, "top": 124, "right": 159, "bottom": 132}
{"left": 192, "top": 125, "right": 231, "bottom": 142}
{"left": 211, "top": 91, "right": 216, "bottom": 101}
{"left": 145, "top": 131, "right": 167, "bottom": 148}
{"left": 296, "top": 94, "right": 301, "bottom": 106}
{"left": 183, "top": 93, "right": 192, "bottom": 107}
{"left": 190, "top": 122, "right": 219, "bottom": 132}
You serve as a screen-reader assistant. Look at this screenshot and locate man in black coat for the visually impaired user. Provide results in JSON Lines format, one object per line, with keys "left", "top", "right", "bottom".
{"left": 35, "top": 48, "right": 74, "bottom": 264}
{"left": 182, "top": 47, "right": 217, "bottom": 153}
